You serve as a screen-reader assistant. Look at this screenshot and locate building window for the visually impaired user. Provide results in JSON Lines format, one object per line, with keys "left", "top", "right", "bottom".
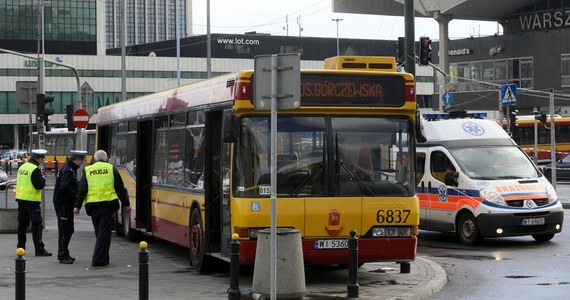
{"left": 450, "top": 57, "right": 534, "bottom": 91}
{"left": 561, "top": 54, "right": 570, "bottom": 87}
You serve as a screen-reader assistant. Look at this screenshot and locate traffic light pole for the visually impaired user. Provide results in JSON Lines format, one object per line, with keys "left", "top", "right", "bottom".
{"left": 0, "top": 48, "right": 82, "bottom": 111}
{"left": 404, "top": 0, "right": 415, "bottom": 77}
{"left": 38, "top": 0, "right": 47, "bottom": 229}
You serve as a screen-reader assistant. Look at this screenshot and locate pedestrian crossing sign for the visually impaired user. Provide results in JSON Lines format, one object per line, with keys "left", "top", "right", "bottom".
{"left": 501, "top": 84, "right": 517, "bottom": 106}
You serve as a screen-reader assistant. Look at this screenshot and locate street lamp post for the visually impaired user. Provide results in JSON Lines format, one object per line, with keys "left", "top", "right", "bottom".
{"left": 331, "top": 18, "right": 343, "bottom": 56}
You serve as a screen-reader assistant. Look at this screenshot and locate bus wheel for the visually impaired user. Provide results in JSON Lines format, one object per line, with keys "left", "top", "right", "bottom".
{"left": 114, "top": 211, "right": 124, "bottom": 236}
{"left": 189, "top": 209, "right": 210, "bottom": 272}
{"left": 532, "top": 233, "right": 555, "bottom": 242}
{"left": 457, "top": 212, "right": 481, "bottom": 245}
{"left": 123, "top": 207, "right": 138, "bottom": 241}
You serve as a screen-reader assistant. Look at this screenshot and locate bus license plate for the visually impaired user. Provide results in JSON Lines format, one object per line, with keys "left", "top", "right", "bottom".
{"left": 314, "top": 239, "right": 348, "bottom": 249}
{"left": 521, "top": 218, "right": 545, "bottom": 226}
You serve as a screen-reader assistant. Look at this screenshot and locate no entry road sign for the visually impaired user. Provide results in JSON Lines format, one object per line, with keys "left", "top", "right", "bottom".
{"left": 72, "top": 108, "right": 89, "bottom": 128}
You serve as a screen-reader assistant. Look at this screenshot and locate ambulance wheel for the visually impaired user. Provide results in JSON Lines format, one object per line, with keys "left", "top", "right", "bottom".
{"left": 189, "top": 208, "right": 212, "bottom": 273}
{"left": 532, "top": 233, "right": 555, "bottom": 242}
{"left": 457, "top": 212, "right": 481, "bottom": 245}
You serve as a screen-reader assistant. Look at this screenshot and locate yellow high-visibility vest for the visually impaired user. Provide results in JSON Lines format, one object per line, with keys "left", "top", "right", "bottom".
{"left": 84, "top": 161, "right": 117, "bottom": 204}
{"left": 15, "top": 162, "right": 41, "bottom": 201}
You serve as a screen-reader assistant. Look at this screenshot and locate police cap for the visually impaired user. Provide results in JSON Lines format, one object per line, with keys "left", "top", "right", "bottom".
{"left": 31, "top": 149, "right": 47, "bottom": 158}
{"left": 70, "top": 150, "right": 88, "bottom": 160}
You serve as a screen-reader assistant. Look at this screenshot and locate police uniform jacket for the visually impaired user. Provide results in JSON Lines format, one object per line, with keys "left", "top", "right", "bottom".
{"left": 53, "top": 159, "right": 80, "bottom": 209}
{"left": 15, "top": 158, "right": 46, "bottom": 204}
{"left": 74, "top": 162, "right": 129, "bottom": 216}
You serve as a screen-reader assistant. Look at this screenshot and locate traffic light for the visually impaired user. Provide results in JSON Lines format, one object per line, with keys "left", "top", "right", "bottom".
{"left": 36, "top": 93, "right": 55, "bottom": 127}
{"left": 419, "top": 37, "right": 432, "bottom": 66}
{"left": 397, "top": 37, "right": 405, "bottom": 64}
{"left": 65, "top": 104, "right": 75, "bottom": 132}
{"left": 509, "top": 109, "right": 519, "bottom": 140}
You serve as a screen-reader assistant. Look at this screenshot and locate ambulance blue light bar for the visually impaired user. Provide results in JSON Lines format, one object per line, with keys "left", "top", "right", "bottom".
{"left": 423, "top": 111, "right": 487, "bottom": 121}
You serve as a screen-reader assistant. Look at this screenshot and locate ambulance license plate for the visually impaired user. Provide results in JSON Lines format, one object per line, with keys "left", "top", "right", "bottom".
{"left": 314, "top": 239, "right": 348, "bottom": 249}
{"left": 521, "top": 218, "right": 545, "bottom": 226}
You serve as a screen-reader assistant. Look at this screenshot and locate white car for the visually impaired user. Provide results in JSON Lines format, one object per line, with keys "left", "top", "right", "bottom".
{"left": 0, "top": 150, "right": 17, "bottom": 169}
{"left": 0, "top": 168, "right": 8, "bottom": 190}
{"left": 9, "top": 151, "right": 29, "bottom": 170}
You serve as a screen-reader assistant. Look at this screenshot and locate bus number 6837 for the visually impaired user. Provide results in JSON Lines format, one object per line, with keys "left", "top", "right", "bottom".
{"left": 376, "top": 209, "right": 410, "bottom": 223}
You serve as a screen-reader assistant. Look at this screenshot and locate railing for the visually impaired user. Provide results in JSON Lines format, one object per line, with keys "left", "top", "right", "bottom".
{"left": 2, "top": 179, "right": 16, "bottom": 208}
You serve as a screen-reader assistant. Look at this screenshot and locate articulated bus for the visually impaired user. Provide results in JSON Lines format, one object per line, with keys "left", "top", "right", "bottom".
{"left": 96, "top": 55, "right": 419, "bottom": 272}
{"left": 507, "top": 116, "right": 570, "bottom": 163}
{"left": 31, "top": 128, "right": 95, "bottom": 169}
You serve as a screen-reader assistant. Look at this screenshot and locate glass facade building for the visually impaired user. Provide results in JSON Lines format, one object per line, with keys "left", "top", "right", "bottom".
{"left": 0, "top": 0, "right": 96, "bottom": 42}
{"left": 105, "top": 0, "right": 187, "bottom": 49}
{"left": 0, "top": 0, "right": 97, "bottom": 54}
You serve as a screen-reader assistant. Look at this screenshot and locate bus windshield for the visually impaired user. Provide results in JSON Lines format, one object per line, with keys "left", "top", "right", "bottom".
{"left": 451, "top": 146, "right": 540, "bottom": 179}
{"left": 234, "top": 115, "right": 415, "bottom": 197}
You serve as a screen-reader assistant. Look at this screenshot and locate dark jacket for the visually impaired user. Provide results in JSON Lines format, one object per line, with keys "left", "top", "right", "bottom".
{"left": 74, "top": 163, "right": 129, "bottom": 216}
{"left": 15, "top": 158, "right": 46, "bottom": 204}
{"left": 53, "top": 159, "right": 80, "bottom": 209}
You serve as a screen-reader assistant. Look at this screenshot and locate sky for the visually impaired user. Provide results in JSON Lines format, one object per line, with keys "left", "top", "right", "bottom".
{"left": 191, "top": 0, "right": 502, "bottom": 41}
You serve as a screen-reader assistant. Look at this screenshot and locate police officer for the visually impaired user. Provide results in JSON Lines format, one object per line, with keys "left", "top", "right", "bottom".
{"left": 16, "top": 149, "right": 52, "bottom": 256}
{"left": 53, "top": 150, "right": 87, "bottom": 264}
{"left": 74, "top": 150, "right": 130, "bottom": 267}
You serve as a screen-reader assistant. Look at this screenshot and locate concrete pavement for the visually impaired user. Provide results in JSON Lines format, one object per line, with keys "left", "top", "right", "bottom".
{"left": 0, "top": 216, "right": 447, "bottom": 300}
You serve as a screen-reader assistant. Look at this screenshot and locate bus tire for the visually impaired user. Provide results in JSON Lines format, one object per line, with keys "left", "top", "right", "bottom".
{"left": 457, "top": 212, "right": 481, "bottom": 245}
{"left": 532, "top": 233, "right": 555, "bottom": 242}
{"left": 114, "top": 211, "right": 124, "bottom": 236}
{"left": 122, "top": 207, "right": 139, "bottom": 241}
{"left": 189, "top": 208, "right": 211, "bottom": 273}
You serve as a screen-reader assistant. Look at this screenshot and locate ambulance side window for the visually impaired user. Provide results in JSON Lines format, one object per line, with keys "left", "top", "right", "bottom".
{"left": 430, "top": 151, "right": 454, "bottom": 183}
{"left": 416, "top": 152, "right": 426, "bottom": 185}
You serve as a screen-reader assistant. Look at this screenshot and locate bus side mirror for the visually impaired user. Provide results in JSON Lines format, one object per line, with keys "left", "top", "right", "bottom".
{"left": 415, "top": 111, "right": 427, "bottom": 143}
{"left": 222, "top": 111, "right": 238, "bottom": 143}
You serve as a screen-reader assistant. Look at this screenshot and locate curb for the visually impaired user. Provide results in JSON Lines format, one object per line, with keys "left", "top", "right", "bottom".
{"left": 393, "top": 257, "right": 448, "bottom": 300}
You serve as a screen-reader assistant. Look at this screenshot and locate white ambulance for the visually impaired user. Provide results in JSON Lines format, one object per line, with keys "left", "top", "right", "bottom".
{"left": 416, "top": 111, "right": 564, "bottom": 245}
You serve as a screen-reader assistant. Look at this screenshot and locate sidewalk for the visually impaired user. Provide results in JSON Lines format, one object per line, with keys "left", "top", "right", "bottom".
{"left": 0, "top": 217, "right": 447, "bottom": 300}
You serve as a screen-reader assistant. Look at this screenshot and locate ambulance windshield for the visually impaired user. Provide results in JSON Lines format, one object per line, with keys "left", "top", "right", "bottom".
{"left": 451, "top": 146, "right": 539, "bottom": 179}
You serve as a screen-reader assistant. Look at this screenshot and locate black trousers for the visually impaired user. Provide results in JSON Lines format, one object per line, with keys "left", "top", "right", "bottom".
{"left": 17, "top": 201, "right": 45, "bottom": 252}
{"left": 55, "top": 205, "right": 75, "bottom": 260}
{"left": 90, "top": 205, "right": 114, "bottom": 265}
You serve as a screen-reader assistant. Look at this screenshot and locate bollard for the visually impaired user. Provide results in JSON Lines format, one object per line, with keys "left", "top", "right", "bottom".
{"left": 400, "top": 261, "right": 411, "bottom": 273}
{"left": 228, "top": 233, "right": 240, "bottom": 300}
{"left": 252, "top": 228, "right": 306, "bottom": 299}
{"left": 139, "top": 241, "right": 149, "bottom": 300}
{"left": 347, "top": 229, "right": 359, "bottom": 298}
{"left": 15, "top": 248, "right": 25, "bottom": 300}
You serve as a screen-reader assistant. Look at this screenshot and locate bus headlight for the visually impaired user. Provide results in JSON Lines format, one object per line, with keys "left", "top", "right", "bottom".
{"left": 480, "top": 189, "right": 506, "bottom": 206}
{"left": 546, "top": 185, "right": 558, "bottom": 202}
{"left": 372, "top": 227, "right": 386, "bottom": 237}
{"left": 372, "top": 226, "right": 412, "bottom": 237}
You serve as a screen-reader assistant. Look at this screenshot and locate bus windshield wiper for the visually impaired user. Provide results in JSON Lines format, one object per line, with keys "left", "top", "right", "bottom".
{"left": 288, "top": 162, "right": 322, "bottom": 197}
{"left": 336, "top": 159, "right": 376, "bottom": 196}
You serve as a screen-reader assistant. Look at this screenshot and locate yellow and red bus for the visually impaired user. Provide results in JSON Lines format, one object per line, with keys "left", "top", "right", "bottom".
{"left": 96, "top": 55, "right": 419, "bottom": 272}
{"left": 507, "top": 116, "right": 570, "bottom": 162}
{"left": 29, "top": 128, "right": 95, "bottom": 169}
